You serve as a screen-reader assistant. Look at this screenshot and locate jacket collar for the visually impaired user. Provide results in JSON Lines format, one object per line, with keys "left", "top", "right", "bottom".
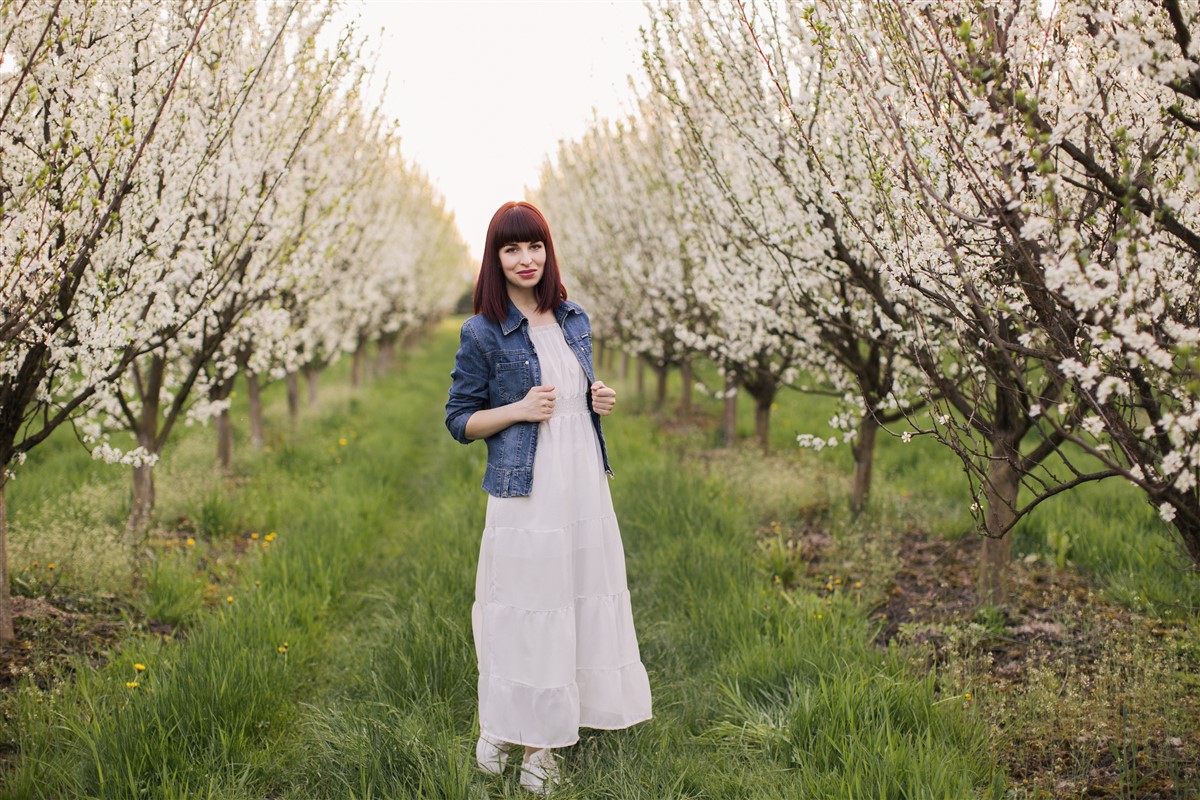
{"left": 500, "top": 298, "right": 580, "bottom": 335}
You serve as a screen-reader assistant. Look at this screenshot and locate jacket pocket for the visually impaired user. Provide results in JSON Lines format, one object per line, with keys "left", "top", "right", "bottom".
{"left": 495, "top": 359, "right": 532, "bottom": 403}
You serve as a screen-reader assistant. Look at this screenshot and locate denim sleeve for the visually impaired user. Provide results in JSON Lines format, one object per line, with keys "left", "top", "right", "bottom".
{"left": 445, "top": 320, "right": 489, "bottom": 445}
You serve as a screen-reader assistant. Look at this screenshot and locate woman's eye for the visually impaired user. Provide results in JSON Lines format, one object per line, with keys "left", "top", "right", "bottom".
{"left": 531, "top": 243, "right": 543, "bottom": 250}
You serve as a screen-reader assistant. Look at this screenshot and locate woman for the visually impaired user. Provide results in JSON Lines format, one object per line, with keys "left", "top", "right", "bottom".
{"left": 445, "top": 201, "right": 653, "bottom": 794}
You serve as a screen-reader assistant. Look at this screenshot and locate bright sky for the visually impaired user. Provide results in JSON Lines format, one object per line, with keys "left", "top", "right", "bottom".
{"left": 330, "top": 0, "right": 651, "bottom": 264}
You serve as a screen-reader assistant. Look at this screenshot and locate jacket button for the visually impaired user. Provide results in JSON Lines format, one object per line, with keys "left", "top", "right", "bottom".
{"left": 525, "top": 360, "right": 529, "bottom": 365}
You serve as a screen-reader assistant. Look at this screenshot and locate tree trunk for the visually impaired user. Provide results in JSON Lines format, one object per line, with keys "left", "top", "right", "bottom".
{"left": 375, "top": 333, "right": 397, "bottom": 376}
{"left": 680, "top": 359, "right": 693, "bottom": 417}
{"left": 850, "top": 413, "right": 879, "bottom": 514}
{"left": 129, "top": 457, "right": 156, "bottom": 535}
{"left": 979, "top": 444, "right": 1020, "bottom": 607}
{"left": 304, "top": 366, "right": 319, "bottom": 407}
{"left": 723, "top": 371, "right": 738, "bottom": 447}
{"left": 286, "top": 371, "right": 300, "bottom": 430}
{"left": 620, "top": 351, "right": 630, "bottom": 381}
{"left": 754, "top": 394, "right": 772, "bottom": 453}
{"left": 351, "top": 336, "right": 367, "bottom": 389}
{"left": 127, "top": 376, "right": 160, "bottom": 534}
{"left": 636, "top": 357, "right": 645, "bottom": 398}
{"left": 246, "top": 373, "right": 265, "bottom": 449}
{"left": 0, "top": 478, "right": 13, "bottom": 643}
{"left": 655, "top": 363, "right": 668, "bottom": 409}
{"left": 215, "top": 409, "right": 233, "bottom": 471}
{"left": 211, "top": 378, "right": 235, "bottom": 471}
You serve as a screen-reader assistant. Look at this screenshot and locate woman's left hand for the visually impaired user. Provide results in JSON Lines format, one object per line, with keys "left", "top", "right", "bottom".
{"left": 590, "top": 380, "right": 617, "bottom": 416}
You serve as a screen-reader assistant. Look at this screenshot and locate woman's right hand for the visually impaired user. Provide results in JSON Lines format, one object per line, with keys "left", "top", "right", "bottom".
{"left": 517, "top": 384, "right": 556, "bottom": 422}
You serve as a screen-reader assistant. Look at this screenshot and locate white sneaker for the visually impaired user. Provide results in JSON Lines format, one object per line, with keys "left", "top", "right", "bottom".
{"left": 519, "top": 747, "right": 561, "bottom": 795}
{"left": 475, "top": 734, "right": 510, "bottom": 775}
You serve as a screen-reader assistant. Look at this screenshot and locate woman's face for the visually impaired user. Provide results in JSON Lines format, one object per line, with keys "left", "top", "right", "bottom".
{"left": 498, "top": 240, "right": 546, "bottom": 294}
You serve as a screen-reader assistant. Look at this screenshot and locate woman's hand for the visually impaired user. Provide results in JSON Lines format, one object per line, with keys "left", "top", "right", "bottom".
{"left": 517, "top": 384, "right": 557, "bottom": 422}
{"left": 590, "top": 380, "right": 617, "bottom": 416}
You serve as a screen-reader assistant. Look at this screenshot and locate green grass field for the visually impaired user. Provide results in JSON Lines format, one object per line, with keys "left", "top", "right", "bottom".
{"left": 1, "top": 321, "right": 1196, "bottom": 798}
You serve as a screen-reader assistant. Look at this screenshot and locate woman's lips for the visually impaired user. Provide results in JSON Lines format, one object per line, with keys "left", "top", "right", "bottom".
{"left": 517, "top": 269, "right": 538, "bottom": 277}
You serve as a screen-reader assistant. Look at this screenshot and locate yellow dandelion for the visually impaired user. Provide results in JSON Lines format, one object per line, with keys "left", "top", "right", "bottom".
{"left": 226, "top": 596, "right": 234, "bottom": 604}
{"left": 826, "top": 582, "right": 833, "bottom": 590}
{"left": 255, "top": 580, "right": 262, "bottom": 586}
{"left": 965, "top": 692, "right": 972, "bottom": 700}
{"left": 47, "top": 563, "right": 55, "bottom": 570}
{"left": 283, "top": 642, "right": 289, "bottom": 647}
{"left": 854, "top": 581, "right": 862, "bottom": 588}
{"left": 265, "top": 532, "right": 276, "bottom": 542}
{"left": 36, "top": 698, "right": 43, "bottom": 704}
{"left": 126, "top": 681, "right": 139, "bottom": 689}
{"left": 250, "top": 532, "right": 259, "bottom": 540}
{"left": 834, "top": 578, "right": 842, "bottom": 584}
{"left": 134, "top": 663, "right": 146, "bottom": 672}
{"left": 277, "top": 646, "right": 288, "bottom": 654}
{"left": 186, "top": 537, "right": 195, "bottom": 546}
{"left": 816, "top": 613, "right": 823, "bottom": 620}
{"left": 338, "top": 437, "right": 348, "bottom": 446}
{"left": 774, "top": 575, "right": 781, "bottom": 584}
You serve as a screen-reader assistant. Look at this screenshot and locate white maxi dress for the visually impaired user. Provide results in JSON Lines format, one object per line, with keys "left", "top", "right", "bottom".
{"left": 472, "top": 322, "right": 653, "bottom": 748}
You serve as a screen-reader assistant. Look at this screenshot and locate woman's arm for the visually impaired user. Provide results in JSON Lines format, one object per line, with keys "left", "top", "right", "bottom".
{"left": 445, "top": 322, "right": 491, "bottom": 444}
{"left": 464, "top": 384, "right": 557, "bottom": 439}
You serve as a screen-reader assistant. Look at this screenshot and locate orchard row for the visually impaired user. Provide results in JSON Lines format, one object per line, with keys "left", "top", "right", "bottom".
{"left": 535, "top": 0, "right": 1200, "bottom": 602}
{"left": 0, "top": 1, "right": 469, "bottom": 639}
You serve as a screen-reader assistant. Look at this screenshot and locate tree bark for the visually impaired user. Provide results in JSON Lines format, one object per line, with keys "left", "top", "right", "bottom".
{"left": 979, "top": 441, "right": 1020, "bottom": 607}
{"left": 636, "top": 356, "right": 645, "bottom": 398}
{"left": 128, "top": 390, "right": 160, "bottom": 535}
{"left": 211, "top": 378, "right": 235, "bottom": 471}
{"left": 754, "top": 394, "right": 772, "bottom": 453}
{"left": 286, "top": 371, "right": 300, "bottom": 429}
{"left": 723, "top": 371, "right": 738, "bottom": 447}
{"left": 246, "top": 373, "right": 265, "bottom": 449}
{"left": 0, "top": 478, "right": 12, "bottom": 643}
{"left": 215, "top": 409, "right": 233, "bottom": 471}
{"left": 304, "top": 366, "right": 319, "bottom": 407}
{"left": 375, "top": 333, "right": 397, "bottom": 376}
{"left": 129, "top": 455, "right": 156, "bottom": 535}
{"left": 654, "top": 363, "right": 668, "bottom": 408}
{"left": 620, "top": 351, "right": 630, "bottom": 380}
{"left": 680, "top": 359, "right": 693, "bottom": 417}
{"left": 850, "top": 413, "right": 879, "bottom": 514}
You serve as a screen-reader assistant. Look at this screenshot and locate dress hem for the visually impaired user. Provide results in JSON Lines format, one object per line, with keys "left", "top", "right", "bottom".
{"left": 480, "top": 713, "right": 654, "bottom": 750}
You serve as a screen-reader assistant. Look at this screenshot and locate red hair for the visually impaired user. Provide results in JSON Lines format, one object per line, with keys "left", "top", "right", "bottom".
{"left": 474, "top": 201, "right": 567, "bottom": 322}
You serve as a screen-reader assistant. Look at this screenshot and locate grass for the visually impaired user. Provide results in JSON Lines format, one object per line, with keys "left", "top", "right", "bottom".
{"left": 2, "top": 319, "right": 1004, "bottom": 799}
{"left": 616, "top": 352, "right": 1200, "bottom": 617}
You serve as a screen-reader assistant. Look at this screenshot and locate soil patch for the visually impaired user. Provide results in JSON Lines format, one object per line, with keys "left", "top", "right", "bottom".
{"left": 835, "top": 528, "right": 1200, "bottom": 799}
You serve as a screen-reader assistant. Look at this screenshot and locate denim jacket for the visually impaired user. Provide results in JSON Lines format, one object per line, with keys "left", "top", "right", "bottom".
{"left": 445, "top": 298, "right": 613, "bottom": 497}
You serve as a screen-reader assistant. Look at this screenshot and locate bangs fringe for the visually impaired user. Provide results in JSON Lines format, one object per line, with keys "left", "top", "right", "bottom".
{"left": 492, "top": 204, "right": 551, "bottom": 246}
